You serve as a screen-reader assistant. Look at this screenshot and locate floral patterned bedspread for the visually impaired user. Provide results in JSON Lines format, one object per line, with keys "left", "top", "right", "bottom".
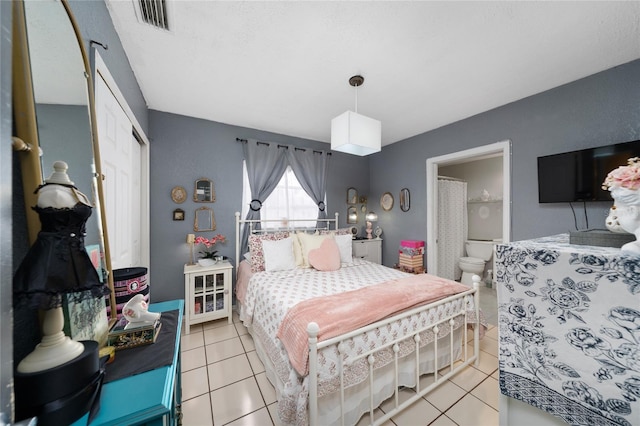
{"left": 495, "top": 234, "right": 640, "bottom": 426}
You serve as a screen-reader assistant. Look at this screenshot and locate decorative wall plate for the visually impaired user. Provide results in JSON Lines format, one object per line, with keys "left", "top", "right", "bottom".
{"left": 171, "top": 186, "right": 187, "bottom": 204}
{"left": 381, "top": 192, "right": 394, "bottom": 211}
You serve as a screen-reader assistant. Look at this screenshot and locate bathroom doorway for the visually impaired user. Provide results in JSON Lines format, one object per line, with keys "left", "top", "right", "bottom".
{"left": 426, "top": 140, "right": 511, "bottom": 322}
{"left": 426, "top": 140, "right": 511, "bottom": 274}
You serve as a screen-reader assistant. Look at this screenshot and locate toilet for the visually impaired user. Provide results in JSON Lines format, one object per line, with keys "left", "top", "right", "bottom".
{"left": 459, "top": 240, "right": 497, "bottom": 286}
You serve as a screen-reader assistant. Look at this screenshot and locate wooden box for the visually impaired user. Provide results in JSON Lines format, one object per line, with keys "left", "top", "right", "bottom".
{"left": 107, "top": 316, "right": 162, "bottom": 350}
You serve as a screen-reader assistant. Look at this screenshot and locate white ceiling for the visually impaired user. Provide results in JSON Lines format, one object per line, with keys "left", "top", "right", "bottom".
{"left": 105, "top": 1, "right": 640, "bottom": 147}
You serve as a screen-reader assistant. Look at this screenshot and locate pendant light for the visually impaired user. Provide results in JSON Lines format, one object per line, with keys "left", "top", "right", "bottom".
{"left": 331, "top": 75, "right": 381, "bottom": 156}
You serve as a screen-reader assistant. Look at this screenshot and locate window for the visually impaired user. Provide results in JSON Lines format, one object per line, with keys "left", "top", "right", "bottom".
{"left": 242, "top": 162, "right": 321, "bottom": 228}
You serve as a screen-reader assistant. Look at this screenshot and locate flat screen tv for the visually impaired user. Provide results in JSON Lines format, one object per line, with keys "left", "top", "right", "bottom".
{"left": 538, "top": 140, "right": 640, "bottom": 203}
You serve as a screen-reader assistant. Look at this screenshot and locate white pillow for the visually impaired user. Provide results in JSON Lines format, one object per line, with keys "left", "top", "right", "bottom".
{"left": 243, "top": 252, "right": 251, "bottom": 262}
{"left": 262, "top": 237, "right": 297, "bottom": 271}
{"left": 334, "top": 234, "right": 353, "bottom": 264}
{"left": 297, "top": 233, "right": 329, "bottom": 267}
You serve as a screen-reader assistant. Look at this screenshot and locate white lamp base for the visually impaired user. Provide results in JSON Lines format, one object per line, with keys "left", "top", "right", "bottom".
{"left": 17, "top": 307, "right": 84, "bottom": 374}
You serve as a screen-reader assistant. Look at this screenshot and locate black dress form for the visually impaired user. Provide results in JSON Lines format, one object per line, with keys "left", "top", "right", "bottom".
{"left": 13, "top": 192, "right": 110, "bottom": 310}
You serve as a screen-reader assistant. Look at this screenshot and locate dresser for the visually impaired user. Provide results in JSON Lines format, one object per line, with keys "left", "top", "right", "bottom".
{"left": 183, "top": 261, "right": 233, "bottom": 334}
{"left": 496, "top": 234, "right": 640, "bottom": 425}
{"left": 73, "top": 299, "right": 184, "bottom": 425}
{"left": 352, "top": 238, "right": 382, "bottom": 264}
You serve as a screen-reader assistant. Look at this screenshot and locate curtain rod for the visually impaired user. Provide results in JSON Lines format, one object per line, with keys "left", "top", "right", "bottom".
{"left": 235, "top": 138, "right": 331, "bottom": 156}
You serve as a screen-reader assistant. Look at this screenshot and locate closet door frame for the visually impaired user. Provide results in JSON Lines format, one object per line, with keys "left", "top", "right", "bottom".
{"left": 94, "top": 51, "right": 150, "bottom": 273}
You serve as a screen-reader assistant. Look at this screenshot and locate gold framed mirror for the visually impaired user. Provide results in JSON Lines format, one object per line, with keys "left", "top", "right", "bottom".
{"left": 347, "top": 187, "right": 358, "bottom": 204}
{"left": 194, "top": 206, "right": 217, "bottom": 231}
{"left": 13, "top": 0, "right": 117, "bottom": 333}
{"left": 194, "top": 178, "right": 215, "bottom": 202}
{"left": 346, "top": 206, "right": 358, "bottom": 224}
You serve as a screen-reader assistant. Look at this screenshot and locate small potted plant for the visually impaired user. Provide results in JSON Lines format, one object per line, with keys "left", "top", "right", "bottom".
{"left": 194, "top": 234, "right": 226, "bottom": 266}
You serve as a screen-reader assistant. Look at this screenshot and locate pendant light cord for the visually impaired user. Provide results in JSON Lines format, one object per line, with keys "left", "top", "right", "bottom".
{"left": 354, "top": 83, "right": 358, "bottom": 113}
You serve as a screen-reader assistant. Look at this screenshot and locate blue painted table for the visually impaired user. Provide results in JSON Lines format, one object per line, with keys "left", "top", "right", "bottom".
{"left": 73, "top": 299, "right": 184, "bottom": 425}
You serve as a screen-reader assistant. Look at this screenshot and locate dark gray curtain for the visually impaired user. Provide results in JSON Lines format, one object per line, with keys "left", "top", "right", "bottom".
{"left": 240, "top": 140, "right": 288, "bottom": 256}
{"left": 287, "top": 148, "right": 330, "bottom": 226}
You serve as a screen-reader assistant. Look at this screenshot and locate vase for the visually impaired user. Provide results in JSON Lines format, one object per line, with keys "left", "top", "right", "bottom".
{"left": 608, "top": 187, "right": 640, "bottom": 255}
{"left": 198, "top": 258, "right": 216, "bottom": 267}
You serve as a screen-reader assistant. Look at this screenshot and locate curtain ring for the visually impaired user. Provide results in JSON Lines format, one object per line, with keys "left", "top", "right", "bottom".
{"left": 250, "top": 199, "right": 262, "bottom": 211}
{"left": 317, "top": 201, "right": 326, "bottom": 212}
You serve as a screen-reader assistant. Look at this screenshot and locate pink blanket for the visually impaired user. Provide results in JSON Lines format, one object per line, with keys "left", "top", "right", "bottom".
{"left": 276, "top": 273, "right": 471, "bottom": 376}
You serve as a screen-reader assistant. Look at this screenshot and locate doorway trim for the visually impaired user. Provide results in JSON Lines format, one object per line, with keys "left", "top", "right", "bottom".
{"left": 426, "top": 140, "right": 511, "bottom": 276}
{"left": 94, "top": 51, "right": 150, "bottom": 271}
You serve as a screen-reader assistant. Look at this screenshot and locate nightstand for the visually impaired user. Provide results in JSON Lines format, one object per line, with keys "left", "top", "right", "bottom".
{"left": 183, "top": 261, "right": 233, "bottom": 334}
{"left": 352, "top": 238, "right": 382, "bottom": 264}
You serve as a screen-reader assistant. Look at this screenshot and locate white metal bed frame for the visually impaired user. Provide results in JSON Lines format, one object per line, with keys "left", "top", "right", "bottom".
{"left": 234, "top": 212, "right": 481, "bottom": 426}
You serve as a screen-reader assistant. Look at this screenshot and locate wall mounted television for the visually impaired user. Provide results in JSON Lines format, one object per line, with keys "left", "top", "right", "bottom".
{"left": 537, "top": 140, "right": 640, "bottom": 203}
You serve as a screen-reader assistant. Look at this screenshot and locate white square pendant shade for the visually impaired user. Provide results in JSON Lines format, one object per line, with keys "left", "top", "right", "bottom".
{"left": 331, "top": 110, "right": 381, "bottom": 156}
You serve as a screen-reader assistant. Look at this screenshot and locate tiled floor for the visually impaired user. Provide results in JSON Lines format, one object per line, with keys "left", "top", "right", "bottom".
{"left": 180, "top": 286, "right": 499, "bottom": 426}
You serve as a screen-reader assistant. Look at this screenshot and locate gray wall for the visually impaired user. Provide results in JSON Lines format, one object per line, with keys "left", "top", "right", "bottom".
{"left": 440, "top": 157, "right": 504, "bottom": 202}
{"left": 148, "top": 111, "right": 369, "bottom": 302}
{"left": 370, "top": 59, "right": 640, "bottom": 267}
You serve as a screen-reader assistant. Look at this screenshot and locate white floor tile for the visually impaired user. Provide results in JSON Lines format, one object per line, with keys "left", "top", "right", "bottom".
{"left": 181, "top": 392, "right": 213, "bottom": 426}
{"left": 239, "top": 333, "right": 256, "bottom": 352}
{"left": 203, "top": 323, "right": 239, "bottom": 345}
{"left": 267, "top": 403, "right": 280, "bottom": 426}
{"left": 203, "top": 317, "right": 233, "bottom": 331}
{"left": 424, "top": 380, "right": 466, "bottom": 412}
{"left": 429, "top": 414, "right": 458, "bottom": 426}
{"left": 208, "top": 354, "right": 253, "bottom": 390}
{"left": 382, "top": 388, "right": 441, "bottom": 425}
{"left": 226, "top": 407, "right": 274, "bottom": 426}
{"left": 205, "top": 336, "right": 245, "bottom": 363}
{"left": 445, "top": 393, "right": 499, "bottom": 426}
{"left": 235, "top": 321, "right": 249, "bottom": 336}
{"left": 182, "top": 346, "right": 207, "bottom": 372}
{"left": 255, "top": 372, "right": 277, "bottom": 405}
{"left": 181, "top": 330, "right": 204, "bottom": 351}
{"left": 485, "top": 325, "right": 498, "bottom": 340}
{"left": 181, "top": 366, "right": 210, "bottom": 401}
{"left": 471, "top": 376, "right": 499, "bottom": 410}
{"left": 210, "top": 377, "right": 265, "bottom": 425}
{"left": 246, "top": 350, "right": 265, "bottom": 374}
{"left": 473, "top": 350, "right": 498, "bottom": 376}
{"left": 450, "top": 363, "right": 489, "bottom": 392}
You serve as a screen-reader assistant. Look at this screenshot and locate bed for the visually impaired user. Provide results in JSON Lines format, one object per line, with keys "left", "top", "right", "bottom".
{"left": 234, "top": 212, "right": 486, "bottom": 425}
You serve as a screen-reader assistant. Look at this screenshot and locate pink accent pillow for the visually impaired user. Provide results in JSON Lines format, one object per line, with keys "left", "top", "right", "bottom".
{"left": 308, "top": 237, "right": 341, "bottom": 271}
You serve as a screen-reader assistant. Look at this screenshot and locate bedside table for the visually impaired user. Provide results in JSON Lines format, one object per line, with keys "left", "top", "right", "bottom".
{"left": 352, "top": 238, "right": 382, "bottom": 264}
{"left": 183, "top": 261, "right": 233, "bottom": 334}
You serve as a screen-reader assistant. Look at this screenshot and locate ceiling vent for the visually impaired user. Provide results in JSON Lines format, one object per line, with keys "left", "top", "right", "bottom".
{"left": 135, "top": 0, "right": 170, "bottom": 31}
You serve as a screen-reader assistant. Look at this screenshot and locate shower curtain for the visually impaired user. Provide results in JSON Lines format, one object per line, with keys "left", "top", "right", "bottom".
{"left": 437, "top": 178, "right": 468, "bottom": 281}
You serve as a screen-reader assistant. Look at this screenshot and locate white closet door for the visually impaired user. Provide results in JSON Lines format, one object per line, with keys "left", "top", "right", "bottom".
{"left": 95, "top": 74, "right": 141, "bottom": 269}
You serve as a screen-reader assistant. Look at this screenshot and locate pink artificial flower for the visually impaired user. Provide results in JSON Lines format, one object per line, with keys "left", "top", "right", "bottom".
{"left": 602, "top": 157, "right": 640, "bottom": 191}
{"left": 193, "top": 234, "right": 226, "bottom": 258}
